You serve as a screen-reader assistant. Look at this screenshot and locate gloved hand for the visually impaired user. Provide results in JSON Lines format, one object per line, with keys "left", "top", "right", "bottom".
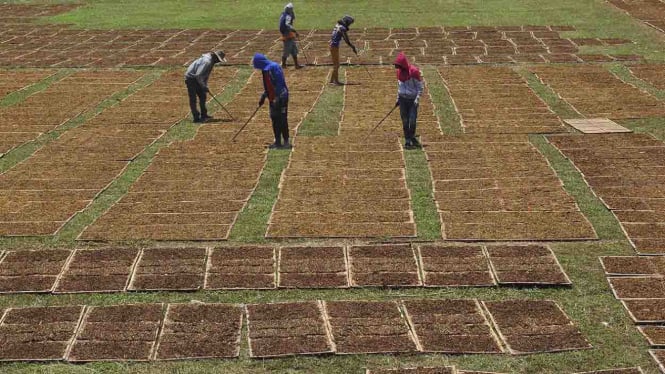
{"left": 205, "top": 86, "right": 210, "bottom": 93}
{"left": 414, "top": 97, "right": 420, "bottom": 106}
{"left": 351, "top": 45, "right": 358, "bottom": 55}
{"left": 295, "top": 31, "right": 300, "bottom": 38}
{"left": 259, "top": 94, "right": 267, "bottom": 107}
{"left": 395, "top": 99, "right": 400, "bottom": 107}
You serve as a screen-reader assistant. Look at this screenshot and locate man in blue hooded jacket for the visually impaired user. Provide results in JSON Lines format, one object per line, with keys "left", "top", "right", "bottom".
{"left": 252, "top": 53, "right": 291, "bottom": 149}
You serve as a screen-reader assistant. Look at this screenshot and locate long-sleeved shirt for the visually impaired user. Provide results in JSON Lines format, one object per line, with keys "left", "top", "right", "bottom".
{"left": 279, "top": 11, "right": 296, "bottom": 37}
{"left": 184, "top": 54, "right": 214, "bottom": 90}
{"left": 395, "top": 52, "right": 423, "bottom": 100}
{"left": 253, "top": 53, "right": 289, "bottom": 102}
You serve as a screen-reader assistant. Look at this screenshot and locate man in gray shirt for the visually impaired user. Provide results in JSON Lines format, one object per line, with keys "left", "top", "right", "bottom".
{"left": 184, "top": 51, "right": 226, "bottom": 123}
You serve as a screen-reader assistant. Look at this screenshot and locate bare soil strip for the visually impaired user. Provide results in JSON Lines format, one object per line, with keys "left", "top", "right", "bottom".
{"left": 0, "top": 70, "right": 142, "bottom": 156}
{"left": 607, "top": 0, "right": 665, "bottom": 34}
{"left": 424, "top": 134, "right": 597, "bottom": 241}
{"left": 83, "top": 69, "right": 327, "bottom": 241}
{"left": 482, "top": 299, "right": 592, "bottom": 355}
{"left": 439, "top": 66, "right": 567, "bottom": 134}
{"left": 0, "top": 69, "right": 55, "bottom": 100}
{"left": 531, "top": 65, "right": 665, "bottom": 119}
{"left": 0, "top": 243, "right": 575, "bottom": 293}
{"left": 548, "top": 133, "right": 665, "bottom": 254}
{"left": 246, "top": 301, "right": 333, "bottom": 358}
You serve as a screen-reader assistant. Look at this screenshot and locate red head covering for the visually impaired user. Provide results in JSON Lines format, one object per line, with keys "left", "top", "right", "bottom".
{"left": 394, "top": 52, "right": 421, "bottom": 82}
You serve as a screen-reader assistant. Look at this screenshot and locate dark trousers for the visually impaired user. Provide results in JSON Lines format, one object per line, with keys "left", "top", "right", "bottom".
{"left": 185, "top": 78, "right": 207, "bottom": 121}
{"left": 270, "top": 98, "right": 289, "bottom": 144}
{"left": 399, "top": 98, "right": 418, "bottom": 140}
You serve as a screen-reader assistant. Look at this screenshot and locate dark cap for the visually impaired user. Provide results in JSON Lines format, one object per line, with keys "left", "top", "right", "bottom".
{"left": 213, "top": 50, "right": 226, "bottom": 62}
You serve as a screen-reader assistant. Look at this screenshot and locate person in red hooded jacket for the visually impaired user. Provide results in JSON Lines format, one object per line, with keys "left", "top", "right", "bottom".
{"left": 394, "top": 52, "right": 424, "bottom": 148}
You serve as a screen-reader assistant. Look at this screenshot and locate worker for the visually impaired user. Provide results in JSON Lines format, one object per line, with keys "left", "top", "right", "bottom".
{"left": 252, "top": 53, "right": 291, "bottom": 149}
{"left": 394, "top": 52, "right": 423, "bottom": 148}
{"left": 279, "top": 3, "right": 304, "bottom": 69}
{"left": 329, "top": 15, "right": 357, "bottom": 85}
{"left": 184, "top": 51, "right": 226, "bottom": 123}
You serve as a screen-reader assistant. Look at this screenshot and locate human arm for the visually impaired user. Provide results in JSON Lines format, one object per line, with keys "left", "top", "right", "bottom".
{"left": 342, "top": 31, "right": 357, "bottom": 54}
{"left": 194, "top": 60, "right": 213, "bottom": 91}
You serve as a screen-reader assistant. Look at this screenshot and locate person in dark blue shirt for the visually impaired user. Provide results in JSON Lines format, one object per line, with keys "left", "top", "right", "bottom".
{"left": 252, "top": 53, "right": 291, "bottom": 149}
{"left": 279, "top": 3, "right": 304, "bottom": 69}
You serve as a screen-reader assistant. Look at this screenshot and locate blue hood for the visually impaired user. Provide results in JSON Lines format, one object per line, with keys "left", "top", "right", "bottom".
{"left": 252, "top": 53, "right": 271, "bottom": 70}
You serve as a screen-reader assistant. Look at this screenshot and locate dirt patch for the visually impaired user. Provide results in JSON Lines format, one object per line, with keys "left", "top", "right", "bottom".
{"left": 348, "top": 244, "right": 421, "bottom": 287}
{"left": 278, "top": 246, "right": 348, "bottom": 288}
{"left": 155, "top": 303, "right": 243, "bottom": 360}
{"left": 417, "top": 244, "right": 495, "bottom": 287}
{"left": 608, "top": 277, "right": 665, "bottom": 299}
{"left": 532, "top": 66, "right": 665, "bottom": 119}
{"left": 129, "top": 248, "right": 206, "bottom": 291}
{"left": 246, "top": 301, "right": 333, "bottom": 358}
{"left": 600, "top": 256, "right": 664, "bottom": 276}
{"left": 486, "top": 244, "right": 571, "bottom": 285}
{"left": 55, "top": 248, "right": 139, "bottom": 293}
{"left": 206, "top": 246, "right": 275, "bottom": 290}
{"left": 402, "top": 299, "right": 502, "bottom": 353}
{"left": 483, "top": 299, "right": 591, "bottom": 354}
{"left": 325, "top": 300, "right": 417, "bottom": 354}
{"left": 0, "top": 250, "right": 71, "bottom": 293}
{"left": 638, "top": 326, "right": 665, "bottom": 347}
{"left": 367, "top": 367, "right": 455, "bottom": 374}
{"left": 68, "top": 303, "right": 163, "bottom": 362}
{"left": 0, "top": 305, "right": 84, "bottom": 361}
{"left": 622, "top": 299, "right": 665, "bottom": 323}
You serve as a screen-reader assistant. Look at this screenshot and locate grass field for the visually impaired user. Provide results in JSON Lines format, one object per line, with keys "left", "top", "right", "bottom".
{"left": 45, "top": 0, "right": 665, "bottom": 60}
{"left": 1, "top": 0, "right": 665, "bottom": 373}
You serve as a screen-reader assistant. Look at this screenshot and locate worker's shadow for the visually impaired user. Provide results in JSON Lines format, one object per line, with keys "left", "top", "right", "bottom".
{"left": 207, "top": 118, "right": 233, "bottom": 123}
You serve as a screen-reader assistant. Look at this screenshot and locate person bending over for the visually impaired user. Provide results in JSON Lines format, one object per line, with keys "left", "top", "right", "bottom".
{"left": 253, "top": 53, "right": 291, "bottom": 149}
{"left": 394, "top": 52, "right": 423, "bottom": 148}
{"left": 184, "top": 50, "right": 226, "bottom": 123}
{"left": 329, "top": 15, "right": 357, "bottom": 85}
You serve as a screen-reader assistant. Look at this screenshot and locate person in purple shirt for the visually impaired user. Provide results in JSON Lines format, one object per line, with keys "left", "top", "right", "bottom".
{"left": 329, "top": 15, "right": 357, "bottom": 85}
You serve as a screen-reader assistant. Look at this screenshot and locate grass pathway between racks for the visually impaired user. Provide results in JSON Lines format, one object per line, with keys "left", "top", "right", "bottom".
{"left": 0, "top": 70, "right": 162, "bottom": 175}
{"left": 518, "top": 65, "right": 627, "bottom": 241}
{"left": 0, "top": 69, "right": 72, "bottom": 108}
{"left": 56, "top": 68, "right": 253, "bottom": 243}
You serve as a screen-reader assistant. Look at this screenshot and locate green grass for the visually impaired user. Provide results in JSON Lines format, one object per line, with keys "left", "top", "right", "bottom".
{"left": 618, "top": 117, "right": 665, "bottom": 141}
{"left": 0, "top": 70, "right": 162, "bottom": 174}
{"left": 0, "top": 69, "right": 72, "bottom": 107}
{"left": 227, "top": 148, "right": 291, "bottom": 242}
{"left": 608, "top": 63, "right": 665, "bottom": 101}
{"left": 297, "top": 70, "right": 342, "bottom": 137}
{"left": 41, "top": 1, "right": 665, "bottom": 61}
{"left": 423, "top": 67, "right": 462, "bottom": 135}
{"left": 517, "top": 67, "right": 582, "bottom": 119}
{"left": 530, "top": 135, "right": 627, "bottom": 241}
{"left": 404, "top": 149, "right": 441, "bottom": 241}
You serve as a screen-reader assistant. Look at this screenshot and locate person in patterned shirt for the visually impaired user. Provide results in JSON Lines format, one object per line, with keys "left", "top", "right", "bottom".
{"left": 329, "top": 15, "right": 357, "bottom": 85}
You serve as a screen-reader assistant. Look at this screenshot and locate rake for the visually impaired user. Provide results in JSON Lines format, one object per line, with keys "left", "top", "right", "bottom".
{"left": 296, "top": 37, "right": 310, "bottom": 65}
{"left": 369, "top": 105, "right": 398, "bottom": 134}
{"left": 209, "top": 92, "right": 234, "bottom": 121}
{"left": 232, "top": 105, "right": 262, "bottom": 142}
